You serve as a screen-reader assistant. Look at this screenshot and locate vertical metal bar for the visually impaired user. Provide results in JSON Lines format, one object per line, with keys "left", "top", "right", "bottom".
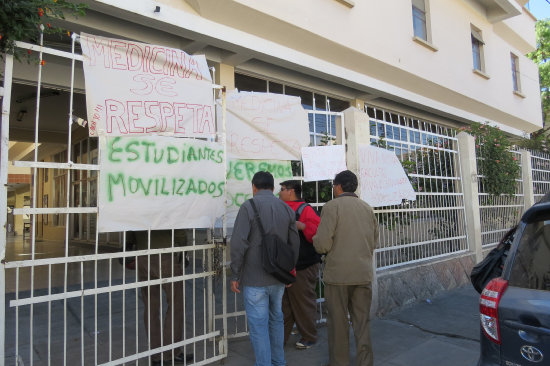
{"left": 122, "top": 232, "right": 127, "bottom": 361}
{"left": 222, "top": 240, "right": 228, "bottom": 354}
{"left": 80, "top": 261, "right": 84, "bottom": 366}
{"left": 15, "top": 267, "right": 19, "bottom": 366}
{"left": 109, "top": 258, "right": 112, "bottom": 362}
{"left": 30, "top": 27, "right": 47, "bottom": 366}
{"left": 147, "top": 230, "right": 151, "bottom": 363}
{"left": 63, "top": 32, "right": 78, "bottom": 366}
{"left": 0, "top": 52, "right": 14, "bottom": 366}
{"left": 221, "top": 88, "right": 228, "bottom": 237}
{"left": 134, "top": 246, "right": 139, "bottom": 366}
{"left": 94, "top": 132, "right": 102, "bottom": 366}
{"left": 48, "top": 265, "right": 52, "bottom": 366}
{"left": 158, "top": 252, "right": 163, "bottom": 363}
{"left": 170, "top": 230, "right": 175, "bottom": 363}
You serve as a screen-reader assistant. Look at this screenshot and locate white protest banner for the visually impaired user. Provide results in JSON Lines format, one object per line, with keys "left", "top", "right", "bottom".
{"left": 222, "top": 92, "right": 310, "bottom": 160}
{"left": 98, "top": 135, "right": 225, "bottom": 232}
{"left": 301, "top": 145, "right": 347, "bottom": 182}
{"left": 80, "top": 33, "right": 214, "bottom": 138}
{"left": 358, "top": 144, "right": 416, "bottom": 207}
{"left": 223, "top": 159, "right": 294, "bottom": 227}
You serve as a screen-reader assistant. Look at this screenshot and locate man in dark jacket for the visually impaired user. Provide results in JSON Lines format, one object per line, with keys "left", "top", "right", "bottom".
{"left": 230, "top": 171, "right": 300, "bottom": 366}
{"left": 278, "top": 180, "right": 321, "bottom": 349}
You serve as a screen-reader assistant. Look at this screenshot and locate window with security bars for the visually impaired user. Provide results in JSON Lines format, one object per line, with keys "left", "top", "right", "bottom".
{"left": 234, "top": 72, "right": 349, "bottom": 208}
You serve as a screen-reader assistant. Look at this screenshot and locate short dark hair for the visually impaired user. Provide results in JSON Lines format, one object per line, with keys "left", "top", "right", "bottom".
{"left": 334, "top": 170, "right": 358, "bottom": 193}
{"left": 252, "top": 171, "right": 274, "bottom": 190}
{"left": 280, "top": 180, "right": 302, "bottom": 199}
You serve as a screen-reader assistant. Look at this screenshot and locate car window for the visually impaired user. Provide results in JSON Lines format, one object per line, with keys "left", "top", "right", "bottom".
{"left": 508, "top": 219, "right": 550, "bottom": 291}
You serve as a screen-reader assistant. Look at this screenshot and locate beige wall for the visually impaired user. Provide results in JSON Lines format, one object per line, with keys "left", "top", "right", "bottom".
{"left": 156, "top": 0, "right": 542, "bottom": 133}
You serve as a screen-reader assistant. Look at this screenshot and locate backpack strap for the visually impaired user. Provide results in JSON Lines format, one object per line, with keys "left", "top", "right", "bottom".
{"left": 248, "top": 199, "right": 266, "bottom": 236}
{"left": 295, "top": 202, "right": 309, "bottom": 221}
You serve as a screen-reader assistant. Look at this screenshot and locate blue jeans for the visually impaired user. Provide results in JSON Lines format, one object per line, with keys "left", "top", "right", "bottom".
{"left": 243, "top": 284, "right": 286, "bottom": 366}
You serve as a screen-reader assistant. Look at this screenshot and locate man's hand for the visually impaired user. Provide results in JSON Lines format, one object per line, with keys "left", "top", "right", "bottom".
{"left": 230, "top": 280, "right": 240, "bottom": 293}
{"left": 296, "top": 221, "right": 306, "bottom": 231}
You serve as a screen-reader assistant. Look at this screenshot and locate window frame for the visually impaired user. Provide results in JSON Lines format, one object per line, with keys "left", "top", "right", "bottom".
{"left": 411, "top": 0, "right": 437, "bottom": 51}
{"left": 511, "top": 52, "right": 522, "bottom": 94}
{"left": 471, "top": 25, "right": 487, "bottom": 76}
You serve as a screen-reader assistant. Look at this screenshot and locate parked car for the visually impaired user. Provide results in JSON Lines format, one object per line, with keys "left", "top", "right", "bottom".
{"left": 478, "top": 201, "right": 550, "bottom": 366}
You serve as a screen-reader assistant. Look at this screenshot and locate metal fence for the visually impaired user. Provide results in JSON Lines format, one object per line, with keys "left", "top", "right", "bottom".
{"left": 2, "top": 40, "right": 226, "bottom": 365}
{"left": 531, "top": 149, "right": 550, "bottom": 203}
{"left": 364, "top": 106, "right": 468, "bottom": 269}
{"left": 477, "top": 148, "right": 524, "bottom": 248}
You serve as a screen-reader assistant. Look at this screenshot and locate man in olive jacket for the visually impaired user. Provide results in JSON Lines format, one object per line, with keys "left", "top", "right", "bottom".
{"left": 313, "top": 170, "right": 379, "bottom": 366}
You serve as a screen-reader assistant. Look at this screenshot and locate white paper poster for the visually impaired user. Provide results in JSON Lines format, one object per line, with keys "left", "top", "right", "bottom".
{"left": 301, "top": 145, "right": 347, "bottom": 182}
{"left": 98, "top": 136, "right": 225, "bottom": 232}
{"left": 223, "top": 92, "right": 310, "bottom": 160}
{"left": 223, "top": 159, "right": 294, "bottom": 227}
{"left": 358, "top": 145, "right": 416, "bottom": 207}
{"left": 80, "top": 33, "right": 214, "bottom": 138}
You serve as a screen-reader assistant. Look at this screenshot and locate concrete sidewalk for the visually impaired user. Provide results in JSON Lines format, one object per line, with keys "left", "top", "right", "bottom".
{"left": 222, "top": 286, "right": 481, "bottom": 366}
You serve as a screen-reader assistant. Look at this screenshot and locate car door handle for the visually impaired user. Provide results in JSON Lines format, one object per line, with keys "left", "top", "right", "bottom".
{"left": 503, "top": 320, "right": 550, "bottom": 336}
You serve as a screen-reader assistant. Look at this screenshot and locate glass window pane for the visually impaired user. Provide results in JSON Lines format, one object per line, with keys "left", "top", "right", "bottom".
{"left": 370, "top": 120, "right": 377, "bottom": 136}
{"left": 329, "top": 98, "right": 349, "bottom": 112}
{"left": 413, "top": 7, "right": 427, "bottom": 40}
{"left": 509, "top": 218, "right": 550, "bottom": 290}
{"left": 268, "top": 81, "right": 283, "bottom": 94}
{"left": 315, "top": 94, "right": 327, "bottom": 111}
{"left": 235, "top": 73, "right": 267, "bottom": 92}
{"left": 285, "top": 85, "right": 313, "bottom": 110}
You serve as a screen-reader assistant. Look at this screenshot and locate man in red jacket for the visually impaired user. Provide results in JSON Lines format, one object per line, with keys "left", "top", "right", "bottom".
{"left": 278, "top": 180, "right": 321, "bottom": 349}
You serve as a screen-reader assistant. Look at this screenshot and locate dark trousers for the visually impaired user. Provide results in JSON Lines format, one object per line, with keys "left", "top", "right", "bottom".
{"left": 325, "top": 283, "right": 373, "bottom": 366}
{"left": 282, "top": 263, "right": 320, "bottom": 344}
{"left": 138, "top": 254, "right": 184, "bottom": 361}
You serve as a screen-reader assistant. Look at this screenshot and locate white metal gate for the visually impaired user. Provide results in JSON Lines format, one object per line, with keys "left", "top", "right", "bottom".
{"left": 1, "top": 37, "right": 227, "bottom": 365}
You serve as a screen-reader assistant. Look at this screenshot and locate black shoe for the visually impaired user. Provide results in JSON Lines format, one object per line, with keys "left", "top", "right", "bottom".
{"left": 172, "top": 353, "right": 194, "bottom": 364}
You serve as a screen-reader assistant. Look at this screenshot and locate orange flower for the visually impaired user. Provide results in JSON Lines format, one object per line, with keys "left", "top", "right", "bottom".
{"left": 38, "top": 8, "right": 44, "bottom": 16}
{"left": 47, "top": 23, "right": 51, "bottom": 28}
{"left": 40, "top": 60, "right": 45, "bottom": 66}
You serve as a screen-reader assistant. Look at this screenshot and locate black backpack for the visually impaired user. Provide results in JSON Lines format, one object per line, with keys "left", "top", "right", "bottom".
{"left": 249, "top": 199, "right": 297, "bottom": 285}
{"left": 470, "top": 226, "right": 516, "bottom": 293}
{"left": 295, "top": 203, "right": 322, "bottom": 271}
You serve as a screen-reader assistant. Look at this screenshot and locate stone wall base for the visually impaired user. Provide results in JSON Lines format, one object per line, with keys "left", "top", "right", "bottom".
{"left": 373, "top": 253, "right": 476, "bottom": 316}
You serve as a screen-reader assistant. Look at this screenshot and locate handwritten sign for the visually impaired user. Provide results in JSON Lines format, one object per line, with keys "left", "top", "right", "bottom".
{"left": 222, "top": 92, "right": 310, "bottom": 160}
{"left": 98, "top": 136, "right": 225, "bottom": 232}
{"left": 301, "top": 145, "right": 347, "bottom": 182}
{"left": 222, "top": 159, "right": 294, "bottom": 227}
{"left": 80, "top": 33, "right": 214, "bottom": 137}
{"left": 358, "top": 145, "right": 416, "bottom": 207}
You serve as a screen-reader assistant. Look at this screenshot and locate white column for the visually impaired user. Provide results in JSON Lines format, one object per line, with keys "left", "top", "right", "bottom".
{"left": 520, "top": 149, "right": 535, "bottom": 210}
{"left": 457, "top": 132, "right": 483, "bottom": 262}
{"left": 341, "top": 107, "right": 380, "bottom": 315}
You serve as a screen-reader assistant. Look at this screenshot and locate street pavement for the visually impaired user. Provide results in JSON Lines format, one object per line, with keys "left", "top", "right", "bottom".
{"left": 223, "top": 285, "right": 481, "bottom": 366}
